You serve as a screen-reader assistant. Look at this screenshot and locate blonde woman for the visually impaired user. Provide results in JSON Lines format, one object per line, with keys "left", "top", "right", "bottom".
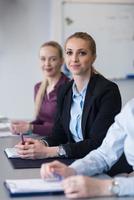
{"left": 11, "top": 41, "right": 69, "bottom": 136}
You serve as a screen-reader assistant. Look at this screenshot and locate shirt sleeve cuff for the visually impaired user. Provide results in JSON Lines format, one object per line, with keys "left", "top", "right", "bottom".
{"left": 114, "top": 176, "right": 134, "bottom": 196}
{"left": 40, "top": 138, "right": 49, "bottom": 147}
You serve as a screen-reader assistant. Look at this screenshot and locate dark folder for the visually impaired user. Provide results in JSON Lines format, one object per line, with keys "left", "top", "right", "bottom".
{"left": 8, "top": 157, "right": 75, "bottom": 169}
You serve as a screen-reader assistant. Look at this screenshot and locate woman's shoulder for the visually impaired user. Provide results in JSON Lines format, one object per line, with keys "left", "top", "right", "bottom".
{"left": 90, "top": 74, "right": 120, "bottom": 98}
{"left": 93, "top": 74, "right": 118, "bottom": 88}
{"left": 57, "top": 73, "right": 72, "bottom": 89}
{"left": 57, "top": 79, "right": 73, "bottom": 99}
{"left": 34, "top": 82, "right": 42, "bottom": 92}
{"left": 60, "top": 72, "right": 70, "bottom": 83}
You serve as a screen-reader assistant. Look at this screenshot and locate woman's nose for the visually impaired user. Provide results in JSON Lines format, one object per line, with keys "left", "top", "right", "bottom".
{"left": 44, "top": 59, "right": 50, "bottom": 66}
{"left": 71, "top": 54, "right": 79, "bottom": 62}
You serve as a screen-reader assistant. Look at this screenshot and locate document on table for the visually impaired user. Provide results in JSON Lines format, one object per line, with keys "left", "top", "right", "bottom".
{"left": 0, "top": 122, "right": 11, "bottom": 136}
{"left": 0, "top": 116, "right": 9, "bottom": 123}
{"left": 4, "top": 178, "right": 64, "bottom": 196}
{"left": 4, "top": 148, "right": 20, "bottom": 158}
{"left": 0, "top": 122, "right": 15, "bottom": 137}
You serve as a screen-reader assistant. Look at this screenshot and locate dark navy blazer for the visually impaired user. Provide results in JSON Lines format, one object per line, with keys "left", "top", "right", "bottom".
{"left": 44, "top": 74, "right": 121, "bottom": 159}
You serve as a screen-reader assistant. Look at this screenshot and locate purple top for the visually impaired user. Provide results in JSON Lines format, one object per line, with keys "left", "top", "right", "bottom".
{"left": 31, "top": 73, "right": 69, "bottom": 136}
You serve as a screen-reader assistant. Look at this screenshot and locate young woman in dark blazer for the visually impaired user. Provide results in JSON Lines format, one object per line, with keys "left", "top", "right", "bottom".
{"left": 15, "top": 32, "right": 121, "bottom": 160}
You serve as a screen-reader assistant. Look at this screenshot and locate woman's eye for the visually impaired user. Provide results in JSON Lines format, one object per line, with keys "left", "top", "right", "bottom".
{"left": 51, "top": 58, "right": 56, "bottom": 61}
{"left": 79, "top": 51, "right": 87, "bottom": 56}
{"left": 40, "top": 57, "right": 45, "bottom": 61}
{"left": 66, "top": 51, "right": 72, "bottom": 55}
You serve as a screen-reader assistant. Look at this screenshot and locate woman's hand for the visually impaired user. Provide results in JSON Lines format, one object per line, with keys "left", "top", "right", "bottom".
{"left": 40, "top": 160, "right": 76, "bottom": 179}
{"left": 15, "top": 138, "right": 58, "bottom": 159}
{"left": 10, "top": 120, "right": 30, "bottom": 134}
{"left": 62, "top": 175, "right": 113, "bottom": 198}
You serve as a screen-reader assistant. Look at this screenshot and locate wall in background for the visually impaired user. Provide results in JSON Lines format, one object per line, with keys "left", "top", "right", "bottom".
{"left": 114, "top": 79, "right": 134, "bottom": 106}
{"left": 0, "top": 0, "right": 51, "bottom": 119}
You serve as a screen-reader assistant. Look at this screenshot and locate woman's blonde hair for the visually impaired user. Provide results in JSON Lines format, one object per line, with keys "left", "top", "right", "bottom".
{"left": 64, "top": 32, "right": 98, "bottom": 75}
{"left": 34, "top": 41, "right": 63, "bottom": 117}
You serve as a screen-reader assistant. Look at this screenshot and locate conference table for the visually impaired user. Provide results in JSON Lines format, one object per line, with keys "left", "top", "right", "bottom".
{"left": 0, "top": 135, "right": 134, "bottom": 200}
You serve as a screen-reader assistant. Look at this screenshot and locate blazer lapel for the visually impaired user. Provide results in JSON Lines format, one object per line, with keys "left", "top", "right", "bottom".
{"left": 62, "top": 82, "right": 73, "bottom": 135}
{"left": 81, "top": 75, "right": 97, "bottom": 137}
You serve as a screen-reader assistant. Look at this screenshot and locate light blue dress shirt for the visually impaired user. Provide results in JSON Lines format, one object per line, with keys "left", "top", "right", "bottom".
{"left": 70, "top": 98, "right": 134, "bottom": 196}
{"left": 69, "top": 83, "right": 88, "bottom": 142}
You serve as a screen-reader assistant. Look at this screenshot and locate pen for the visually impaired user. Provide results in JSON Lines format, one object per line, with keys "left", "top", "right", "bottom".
{"left": 20, "top": 134, "right": 25, "bottom": 145}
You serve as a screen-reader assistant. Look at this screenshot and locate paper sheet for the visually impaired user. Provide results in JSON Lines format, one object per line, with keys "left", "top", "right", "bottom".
{"left": 5, "top": 178, "right": 63, "bottom": 194}
{"left": 5, "top": 148, "right": 20, "bottom": 158}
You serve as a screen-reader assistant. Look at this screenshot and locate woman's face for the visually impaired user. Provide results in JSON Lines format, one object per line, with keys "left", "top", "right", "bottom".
{"left": 65, "top": 38, "right": 96, "bottom": 77}
{"left": 39, "top": 46, "right": 63, "bottom": 78}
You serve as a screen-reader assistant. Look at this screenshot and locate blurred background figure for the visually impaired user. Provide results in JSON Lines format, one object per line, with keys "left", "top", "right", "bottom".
{"left": 10, "top": 41, "right": 69, "bottom": 136}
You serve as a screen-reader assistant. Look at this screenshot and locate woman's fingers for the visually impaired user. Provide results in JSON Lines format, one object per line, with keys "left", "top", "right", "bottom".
{"left": 40, "top": 161, "right": 66, "bottom": 178}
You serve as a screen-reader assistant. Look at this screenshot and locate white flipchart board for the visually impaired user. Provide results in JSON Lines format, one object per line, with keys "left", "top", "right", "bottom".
{"left": 62, "top": 1, "right": 134, "bottom": 79}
